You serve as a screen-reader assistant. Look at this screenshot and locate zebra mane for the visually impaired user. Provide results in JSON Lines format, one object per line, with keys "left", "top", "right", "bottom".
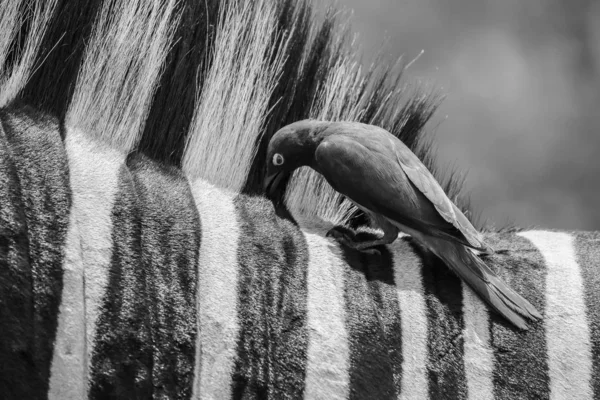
{"left": 66, "top": 0, "right": 179, "bottom": 152}
{"left": 0, "top": 0, "right": 58, "bottom": 107}
{"left": 0, "top": 0, "right": 473, "bottom": 228}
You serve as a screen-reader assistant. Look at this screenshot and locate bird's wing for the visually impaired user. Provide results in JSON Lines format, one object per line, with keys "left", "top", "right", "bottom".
{"left": 386, "top": 135, "right": 489, "bottom": 250}
{"left": 315, "top": 134, "right": 488, "bottom": 250}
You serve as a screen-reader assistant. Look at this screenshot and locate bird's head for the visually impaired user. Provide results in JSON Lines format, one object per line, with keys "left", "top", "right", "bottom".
{"left": 263, "top": 119, "right": 327, "bottom": 198}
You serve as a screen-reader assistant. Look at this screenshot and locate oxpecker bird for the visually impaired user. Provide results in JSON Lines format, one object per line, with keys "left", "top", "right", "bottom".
{"left": 264, "top": 120, "right": 542, "bottom": 329}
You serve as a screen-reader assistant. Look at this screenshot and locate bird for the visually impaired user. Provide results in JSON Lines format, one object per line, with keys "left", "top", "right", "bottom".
{"left": 263, "top": 119, "right": 542, "bottom": 330}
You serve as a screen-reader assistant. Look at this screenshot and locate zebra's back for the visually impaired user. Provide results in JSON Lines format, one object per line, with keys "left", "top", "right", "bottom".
{"left": 1, "top": 107, "right": 599, "bottom": 399}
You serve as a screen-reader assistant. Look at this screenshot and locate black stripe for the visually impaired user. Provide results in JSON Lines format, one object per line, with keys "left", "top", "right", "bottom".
{"left": 0, "top": 106, "right": 70, "bottom": 399}
{"left": 487, "top": 232, "right": 549, "bottom": 399}
{"left": 412, "top": 241, "right": 468, "bottom": 400}
{"left": 0, "top": 110, "right": 37, "bottom": 399}
{"left": 367, "top": 248, "right": 404, "bottom": 397}
{"left": 138, "top": 0, "right": 221, "bottom": 166}
{"left": 336, "top": 229, "right": 398, "bottom": 400}
{"left": 572, "top": 231, "right": 600, "bottom": 397}
{"left": 231, "top": 195, "right": 309, "bottom": 399}
{"left": 19, "top": 0, "right": 104, "bottom": 119}
{"left": 243, "top": 1, "right": 329, "bottom": 195}
{"left": 88, "top": 165, "right": 152, "bottom": 399}
{"left": 128, "top": 153, "right": 201, "bottom": 399}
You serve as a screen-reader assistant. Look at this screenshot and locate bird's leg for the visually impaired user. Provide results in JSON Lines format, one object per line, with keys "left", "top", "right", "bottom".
{"left": 327, "top": 216, "right": 399, "bottom": 254}
{"left": 326, "top": 225, "right": 356, "bottom": 241}
{"left": 479, "top": 248, "right": 510, "bottom": 258}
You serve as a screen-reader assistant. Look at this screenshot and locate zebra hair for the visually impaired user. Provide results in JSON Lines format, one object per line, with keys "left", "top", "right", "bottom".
{"left": 0, "top": 0, "right": 466, "bottom": 224}
{"left": 0, "top": 0, "right": 58, "bottom": 107}
{"left": 182, "top": 0, "right": 289, "bottom": 189}
{"left": 0, "top": 110, "right": 597, "bottom": 397}
{"left": 65, "top": 0, "right": 179, "bottom": 151}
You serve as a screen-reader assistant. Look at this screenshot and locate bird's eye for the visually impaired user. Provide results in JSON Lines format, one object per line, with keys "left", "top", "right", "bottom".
{"left": 272, "top": 153, "right": 285, "bottom": 166}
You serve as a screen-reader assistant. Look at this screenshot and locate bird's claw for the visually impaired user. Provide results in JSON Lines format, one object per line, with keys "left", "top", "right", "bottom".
{"left": 326, "top": 226, "right": 355, "bottom": 248}
{"left": 357, "top": 246, "right": 381, "bottom": 256}
{"left": 326, "top": 226, "right": 381, "bottom": 255}
{"left": 479, "top": 248, "right": 510, "bottom": 258}
{"left": 326, "top": 226, "right": 349, "bottom": 239}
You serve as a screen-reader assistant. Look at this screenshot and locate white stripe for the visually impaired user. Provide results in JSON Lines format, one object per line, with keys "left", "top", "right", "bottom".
{"left": 519, "top": 231, "right": 592, "bottom": 399}
{"left": 462, "top": 285, "right": 493, "bottom": 400}
{"left": 303, "top": 233, "right": 350, "bottom": 400}
{"left": 48, "top": 215, "right": 86, "bottom": 399}
{"left": 390, "top": 238, "right": 428, "bottom": 400}
{"left": 49, "top": 129, "right": 124, "bottom": 399}
{"left": 190, "top": 180, "right": 240, "bottom": 400}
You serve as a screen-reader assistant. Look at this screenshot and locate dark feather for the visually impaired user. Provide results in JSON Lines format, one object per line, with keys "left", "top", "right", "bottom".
{"left": 429, "top": 236, "right": 542, "bottom": 329}
{"left": 312, "top": 122, "right": 541, "bottom": 328}
{"left": 314, "top": 126, "right": 486, "bottom": 250}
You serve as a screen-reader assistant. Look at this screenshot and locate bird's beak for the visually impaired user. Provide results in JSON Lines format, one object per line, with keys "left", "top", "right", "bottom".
{"left": 263, "top": 171, "right": 286, "bottom": 198}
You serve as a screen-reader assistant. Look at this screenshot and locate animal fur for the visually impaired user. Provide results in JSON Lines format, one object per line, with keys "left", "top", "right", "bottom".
{"left": 0, "top": 0, "right": 596, "bottom": 399}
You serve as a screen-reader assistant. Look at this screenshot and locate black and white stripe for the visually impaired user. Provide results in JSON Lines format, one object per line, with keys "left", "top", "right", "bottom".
{"left": 484, "top": 233, "right": 548, "bottom": 399}
{"left": 302, "top": 228, "right": 350, "bottom": 400}
{"left": 190, "top": 181, "right": 241, "bottom": 399}
{"left": 519, "top": 231, "right": 592, "bottom": 399}
{"left": 129, "top": 153, "right": 200, "bottom": 398}
{"left": 2, "top": 106, "right": 599, "bottom": 398}
{"left": 572, "top": 231, "right": 600, "bottom": 398}
{"left": 0, "top": 106, "right": 70, "bottom": 399}
{"left": 1, "top": 0, "right": 598, "bottom": 398}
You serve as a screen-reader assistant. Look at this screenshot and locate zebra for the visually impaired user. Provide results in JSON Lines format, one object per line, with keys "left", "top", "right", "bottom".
{"left": 0, "top": 0, "right": 597, "bottom": 399}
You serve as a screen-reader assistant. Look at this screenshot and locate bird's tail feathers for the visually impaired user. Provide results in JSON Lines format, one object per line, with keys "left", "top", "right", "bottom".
{"left": 428, "top": 238, "right": 542, "bottom": 330}
{"left": 432, "top": 229, "right": 493, "bottom": 255}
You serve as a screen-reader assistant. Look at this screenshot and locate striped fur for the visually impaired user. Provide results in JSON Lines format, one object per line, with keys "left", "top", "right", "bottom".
{"left": 1, "top": 0, "right": 598, "bottom": 399}
{"left": 2, "top": 112, "right": 599, "bottom": 398}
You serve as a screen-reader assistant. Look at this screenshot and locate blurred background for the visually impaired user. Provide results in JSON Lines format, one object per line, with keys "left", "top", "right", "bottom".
{"left": 339, "top": 0, "right": 600, "bottom": 230}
